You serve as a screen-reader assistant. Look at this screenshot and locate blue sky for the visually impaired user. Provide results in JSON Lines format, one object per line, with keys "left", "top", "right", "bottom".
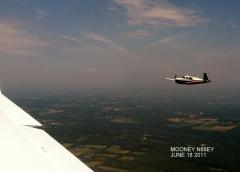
{"left": 0, "top": 0, "right": 240, "bottom": 90}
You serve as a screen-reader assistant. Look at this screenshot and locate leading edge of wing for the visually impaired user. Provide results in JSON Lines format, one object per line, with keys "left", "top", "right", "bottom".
{"left": 0, "top": 93, "right": 42, "bottom": 127}
{"left": 0, "top": 92, "right": 93, "bottom": 172}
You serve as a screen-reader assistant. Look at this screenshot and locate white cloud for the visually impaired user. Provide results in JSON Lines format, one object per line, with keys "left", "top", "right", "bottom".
{"left": 113, "top": 0, "right": 204, "bottom": 28}
{"left": 85, "top": 32, "right": 114, "bottom": 45}
{"left": 84, "top": 32, "right": 139, "bottom": 58}
{"left": 152, "top": 35, "right": 186, "bottom": 47}
{"left": 0, "top": 22, "right": 51, "bottom": 56}
{"left": 61, "top": 35, "right": 86, "bottom": 46}
{"left": 127, "top": 29, "right": 151, "bottom": 38}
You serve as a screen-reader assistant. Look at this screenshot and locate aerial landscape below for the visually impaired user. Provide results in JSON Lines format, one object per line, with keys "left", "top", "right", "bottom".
{"left": 9, "top": 89, "right": 240, "bottom": 172}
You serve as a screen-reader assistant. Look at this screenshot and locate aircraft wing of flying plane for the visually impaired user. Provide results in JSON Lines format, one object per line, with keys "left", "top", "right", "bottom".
{"left": 0, "top": 91, "right": 93, "bottom": 172}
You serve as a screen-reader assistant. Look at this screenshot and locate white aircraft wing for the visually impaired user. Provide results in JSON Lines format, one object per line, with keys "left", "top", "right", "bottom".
{"left": 0, "top": 92, "right": 93, "bottom": 172}
{"left": 165, "top": 78, "right": 175, "bottom": 81}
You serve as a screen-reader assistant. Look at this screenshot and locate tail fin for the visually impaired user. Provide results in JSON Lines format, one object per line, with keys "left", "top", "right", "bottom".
{"left": 175, "top": 74, "right": 177, "bottom": 79}
{"left": 203, "top": 73, "right": 209, "bottom": 81}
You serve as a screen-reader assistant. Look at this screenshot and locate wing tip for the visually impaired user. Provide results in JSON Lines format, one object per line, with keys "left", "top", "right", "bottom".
{"left": 165, "top": 78, "right": 175, "bottom": 81}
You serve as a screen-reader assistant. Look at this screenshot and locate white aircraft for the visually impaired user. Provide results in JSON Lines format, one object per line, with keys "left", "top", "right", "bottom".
{"left": 166, "top": 73, "right": 211, "bottom": 85}
{"left": 0, "top": 91, "right": 93, "bottom": 172}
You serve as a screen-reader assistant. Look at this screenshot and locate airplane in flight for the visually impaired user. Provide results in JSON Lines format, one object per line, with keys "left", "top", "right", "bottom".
{"left": 0, "top": 91, "right": 93, "bottom": 172}
{"left": 166, "top": 73, "right": 211, "bottom": 85}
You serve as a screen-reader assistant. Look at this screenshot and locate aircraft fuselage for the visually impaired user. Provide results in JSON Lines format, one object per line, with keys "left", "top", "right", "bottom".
{"left": 166, "top": 73, "right": 211, "bottom": 85}
{"left": 174, "top": 79, "right": 210, "bottom": 85}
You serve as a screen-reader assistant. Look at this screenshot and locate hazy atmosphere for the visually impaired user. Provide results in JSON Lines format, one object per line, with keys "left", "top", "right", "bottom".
{"left": 1, "top": 0, "right": 240, "bottom": 90}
